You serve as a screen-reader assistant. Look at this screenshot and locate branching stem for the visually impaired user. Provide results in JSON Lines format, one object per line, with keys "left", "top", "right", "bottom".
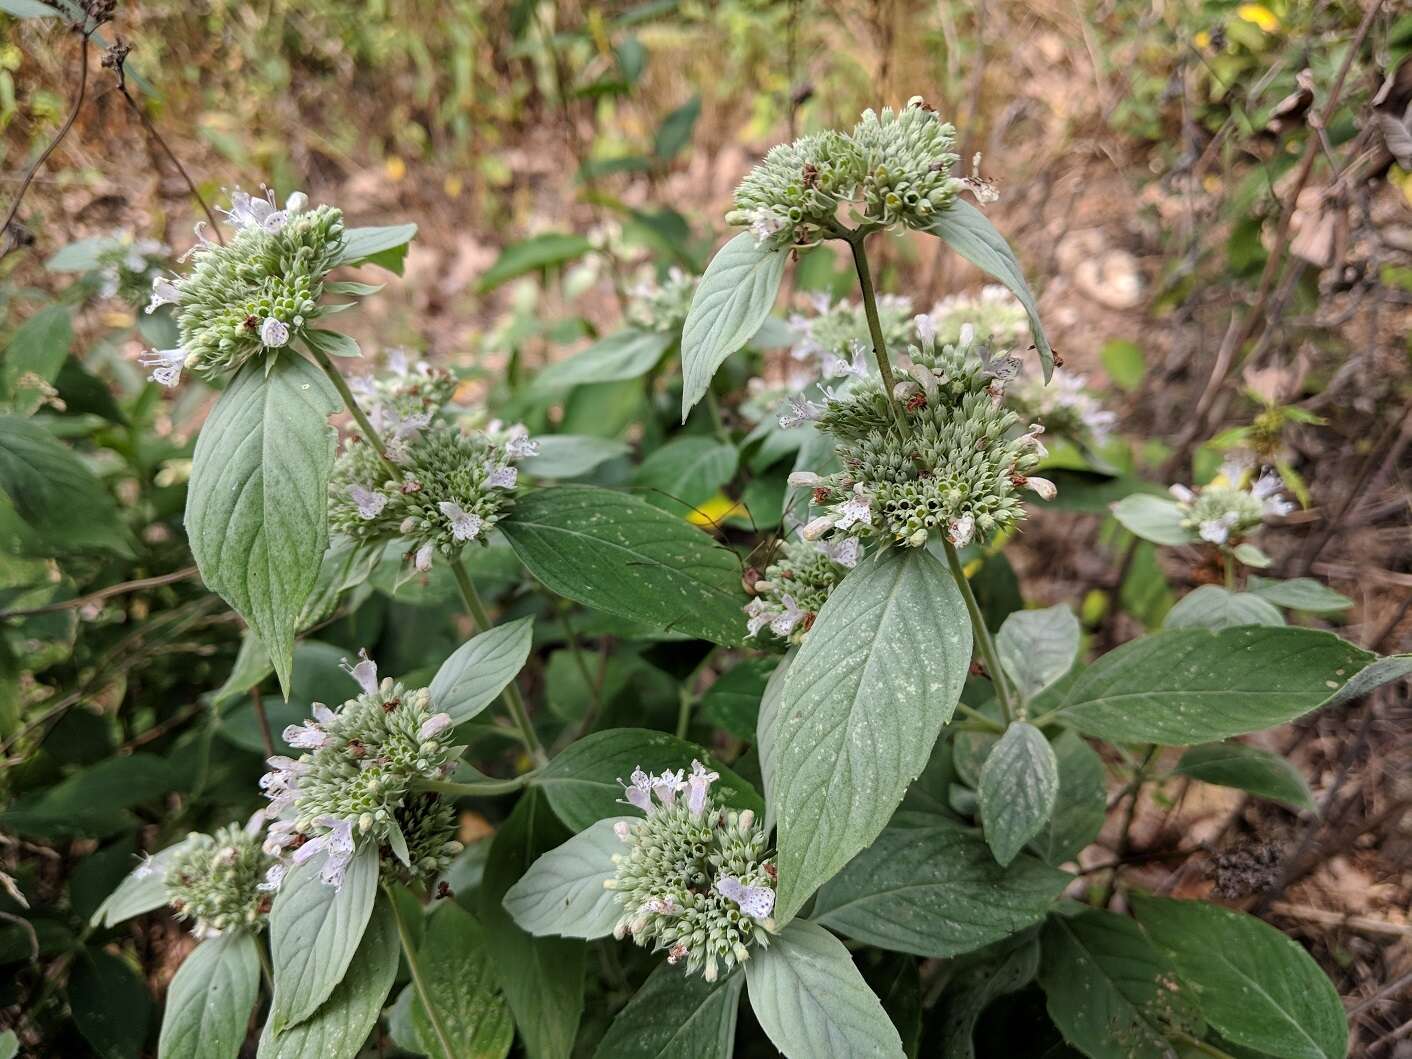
{"left": 942, "top": 540, "right": 1015, "bottom": 724}
{"left": 846, "top": 230, "right": 912, "bottom": 439}
{"left": 385, "top": 884, "right": 456, "bottom": 1059}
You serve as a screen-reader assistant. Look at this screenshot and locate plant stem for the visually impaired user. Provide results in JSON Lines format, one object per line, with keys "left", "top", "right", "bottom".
{"left": 953, "top": 701, "right": 1006, "bottom": 734}
{"left": 306, "top": 341, "right": 399, "bottom": 479}
{"left": 675, "top": 686, "right": 693, "bottom": 740}
{"left": 448, "top": 559, "right": 548, "bottom": 767}
{"left": 1101, "top": 744, "right": 1158, "bottom": 906}
{"left": 255, "top": 940, "right": 274, "bottom": 989}
{"left": 846, "top": 230, "right": 911, "bottom": 439}
{"left": 559, "top": 608, "right": 602, "bottom": 715}
{"left": 385, "top": 884, "right": 456, "bottom": 1059}
{"left": 415, "top": 773, "right": 534, "bottom": 797}
{"left": 1223, "top": 551, "right": 1236, "bottom": 590}
{"left": 942, "top": 540, "right": 1014, "bottom": 724}
{"left": 1170, "top": 1030, "right": 1239, "bottom": 1059}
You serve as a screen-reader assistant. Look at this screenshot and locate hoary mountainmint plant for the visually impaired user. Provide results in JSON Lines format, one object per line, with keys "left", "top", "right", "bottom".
{"left": 82, "top": 101, "right": 1412, "bottom": 1059}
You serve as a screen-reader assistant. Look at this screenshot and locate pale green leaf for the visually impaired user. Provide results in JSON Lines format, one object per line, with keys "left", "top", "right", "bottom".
{"left": 478, "top": 233, "right": 592, "bottom": 292}
{"left": 680, "top": 232, "right": 787, "bottom": 419}
{"left": 633, "top": 437, "right": 738, "bottom": 513}
{"left": 1246, "top": 577, "right": 1352, "bottom": 614}
{"left": 927, "top": 200, "right": 1052, "bottom": 379}
{"left": 1031, "top": 731, "right": 1106, "bottom": 865}
{"left": 996, "top": 605, "right": 1079, "bottom": 703}
{"left": 536, "top": 330, "right": 673, "bottom": 390}
{"left": 158, "top": 932, "right": 260, "bottom": 1059}
{"left": 812, "top": 817, "right": 1067, "bottom": 957}
{"left": 335, "top": 223, "right": 418, "bottom": 275}
{"left": 519, "top": 435, "right": 630, "bottom": 479}
{"left": 935, "top": 933, "right": 1041, "bottom": 1059}
{"left": 1165, "top": 586, "right": 1285, "bottom": 630}
{"left": 1111, "top": 494, "right": 1194, "bottom": 547}
{"left": 268, "top": 842, "right": 378, "bottom": 1032}
{"left": 979, "top": 723, "right": 1060, "bottom": 866}
{"left": 764, "top": 548, "right": 970, "bottom": 922}
{"left": 503, "top": 816, "right": 627, "bottom": 939}
{"left": 430, "top": 617, "right": 533, "bottom": 724}
{"left": 744, "top": 919, "right": 903, "bottom": 1059}
{"left": 185, "top": 356, "right": 339, "bottom": 696}
{"left": 90, "top": 840, "right": 195, "bottom": 927}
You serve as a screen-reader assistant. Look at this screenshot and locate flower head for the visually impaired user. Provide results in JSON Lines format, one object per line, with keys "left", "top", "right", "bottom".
{"left": 744, "top": 536, "right": 858, "bottom": 646}
{"left": 1169, "top": 461, "right": 1293, "bottom": 550}
{"left": 627, "top": 267, "right": 697, "bottom": 333}
{"left": 258, "top": 655, "right": 462, "bottom": 890}
{"left": 606, "top": 763, "right": 775, "bottom": 981}
{"left": 162, "top": 815, "right": 274, "bottom": 937}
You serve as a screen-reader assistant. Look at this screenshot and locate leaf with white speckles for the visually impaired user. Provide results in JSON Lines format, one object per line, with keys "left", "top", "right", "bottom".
{"left": 1055, "top": 627, "right": 1386, "bottom": 745}
{"left": 978, "top": 723, "right": 1060, "bottom": 867}
{"left": 762, "top": 548, "right": 971, "bottom": 923}
{"left": 499, "top": 486, "right": 748, "bottom": 645}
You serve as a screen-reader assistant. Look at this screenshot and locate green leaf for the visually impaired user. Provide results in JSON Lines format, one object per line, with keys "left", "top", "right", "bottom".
{"left": 268, "top": 842, "right": 378, "bottom": 1032}
{"left": 633, "top": 437, "right": 738, "bottom": 513}
{"left": 1099, "top": 339, "right": 1145, "bottom": 392}
{"left": 1132, "top": 896, "right": 1348, "bottom": 1059}
{"left": 519, "top": 435, "right": 630, "bottom": 479}
{"left": 811, "top": 817, "right": 1067, "bottom": 957}
{"left": 996, "top": 605, "right": 1079, "bottom": 703}
{"left": 44, "top": 234, "right": 111, "bottom": 268}
{"left": 533, "top": 728, "right": 761, "bottom": 832}
{"left": 0, "top": 1029, "right": 16, "bottom": 1059}
{"left": 926, "top": 200, "right": 1053, "bottom": 380}
{"left": 935, "top": 933, "right": 1041, "bottom": 1059}
{"left": 698, "top": 657, "right": 775, "bottom": 740}
{"left": 1111, "top": 494, "right": 1193, "bottom": 546}
{"left": 763, "top": 548, "right": 971, "bottom": 922}
{"left": 1175, "top": 742, "right": 1313, "bottom": 811}
{"left": 1165, "top": 586, "right": 1285, "bottom": 630}
{"left": 680, "top": 232, "right": 787, "bottom": 419}
{"left": 1039, "top": 907, "right": 1194, "bottom": 1059}
{"left": 1231, "top": 541, "right": 1271, "bottom": 568}
{"left": 0, "top": 0, "right": 59, "bottom": 19}
{"left": 258, "top": 894, "right": 399, "bottom": 1059}
{"left": 744, "top": 919, "right": 903, "bottom": 1059}
{"left": 979, "top": 723, "right": 1060, "bottom": 866}
{"left": 478, "top": 233, "right": 592, "bottom": 292}
{"left": 1031, "top": 731, "right": 1106, "bottom": 865}
{"left": 500, "top": 486, "right": 748, "bottom": 646}
{"left": 0, "top": 415, "right": 134, "bottom": 557}
{"left": 1054, "top": 626, "right": 1380, "bottom": 745}
{"left": 536, "top": 330, "right": 673, "bottom": 390}
{"left": 503, "top": 816, "right": 627, "bottom": 939}
{"left": 410, "top": 902, "right": 514, "bottom": 1058}
{"left": 335, "top": 223, "right": 418, "bottom": 275}
{"left": 185, "top": 356, "right": 339, "bottom": 697}
{"left": 212, "top": 629, "right": 276, "bottom": 705}
{"left": 1, "top": 305, "right": 71, "bottom": 414}
{"left": 1246, "top": 576, "right": 1353, "bottom": 614}
{"left": 90, "top": 840, "right": 194, "bottom": 927}
{"left": 479, "top": 790, "right": 585, "bottom": 1059}
{"left": 69, "top": 949, "right": 151, "bottom": 1059}
{"left": 301, "top": 328, "right": 361, "bottom": 360}
{"left": 3, "top": 754, "right": 182, "bottom": 838}
{"left": 430, "top": 617, "right": 533, "bottom": 724}
{"left": 654, "top": 95, "right": 701, "bottom": 160}
{"left": 594, "top": 962, "right": 741, "bottom": 1059}
{"left": 158, "top": 932, "right": 261, "bottom": 1059}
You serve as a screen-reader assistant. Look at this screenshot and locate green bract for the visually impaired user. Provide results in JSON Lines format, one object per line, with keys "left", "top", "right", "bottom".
{"left": 744, "top": 536, "right": 858, "bottom": 646}
{"left": 851, "top": 98, "right": 961, "bottom": 229}
{"left": 161, "top": 818, "right": 273, "bottom": 938}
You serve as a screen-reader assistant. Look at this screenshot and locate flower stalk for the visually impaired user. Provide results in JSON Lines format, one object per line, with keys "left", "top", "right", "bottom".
{"left": 942, "top": 539, "right": 1014, "bottom": 725}
{"left": 386, "top": 882, "right": 456, "bottom": 1059}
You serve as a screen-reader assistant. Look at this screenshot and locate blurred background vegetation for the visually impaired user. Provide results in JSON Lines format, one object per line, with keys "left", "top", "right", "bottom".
{"left": 2, "top": 0, "right": 1411, "bottom": 1055}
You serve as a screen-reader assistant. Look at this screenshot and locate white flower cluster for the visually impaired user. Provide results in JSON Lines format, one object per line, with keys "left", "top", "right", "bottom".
{"left": 1170, "top": 459, "right": 1294, "bottom": 547}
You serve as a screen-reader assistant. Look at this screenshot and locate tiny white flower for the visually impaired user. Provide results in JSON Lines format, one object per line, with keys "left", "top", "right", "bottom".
{"left": 1169, "top": 484, "right": 1196, "bottom": 504}
{"left": 834, "top": 487, "right": 872, "bottom": 531}
{"left": 686, "top": 759, "right": 719, "bottom": 816}
{"left": 820, "top": 536, "right": 861, "bottom": 568}
{"left": 500, "top": 424, "right": 539, "bottom": 459}
{"left": 948, "top": 514, "right": 976, "bottom": 547}
{"left": 133, "top": 854, "right": 161, "bottom": 881}
{"left": 744, "top": 598, "right": 772, "bottom": 638}
{"left": 281, "top": 721, "right": 327, "bottom": 750}
{"left": 138, "top": 347, "right": 187, "bottom": 388}
{"left": 746, "top": 207, "right": 786, "bottom": 244}
{"left": 959, "top": 322, "right": 976, "bottom": 346}
{"left": 620, "top": 767, "right": 655, "bottom": 814}
{"left": 613, "top": 820, "right": 632, "bottom": 842}
{"left": 914, "top": 312, "right": 936, "bottom": 345}
{"left": 258, "top": 863, "right": 286, "bottom": 892}
{"left": 1198, "top": 519, "right": 1231, "bottom": 545}
{"left": 418, "top": 713, "right": 453, "bottom": 741}
{"left": 438, "top": 501, "right": 483, "bottom": 542}
{"left": 778, "top": 394, "right": 824, "bottom": 429}
{"left": 1026, "top": 476, "right": 1057, "bottom": 501}
{"left": 1263, "top": 496, "right": 1295, "bottom": 518}
{"left": 259, "top": 317, "right": 290, "bottom": 348}
{"left": 787, "top": 471, "right": 821, "bottom": 487}
{"left": 769, "top": 594, "right": 806, "bottom": 637}
{"left": 801, "top": 515, "right": 835, "bottom": 541}
{"left": 340, "top": 648, "right": 379, "bottom": 695}
{"left": 485, "top": 464, "right": 518, "bottom": 489}
{"left": 652, "top": 769, "right": 686, "bottom": 808}
{"left": 1018, "top": 422, "right": 1048, "bottom": 458}
{"left": 145, "top": 276, "right": 182, "bottom": 314}
{"left": 414, "top": 542, "right": 435, "bottom": 572}
{"left": 715, "top": 875, "right": 776, "bottom": 919}
{"left": 349, "top": 485, "right": 387, "bottom": 519}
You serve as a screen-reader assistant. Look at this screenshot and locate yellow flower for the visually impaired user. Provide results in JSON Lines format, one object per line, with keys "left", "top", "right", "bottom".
{"left": 1236, "top": 4, "right": 1280, "bottom": 33}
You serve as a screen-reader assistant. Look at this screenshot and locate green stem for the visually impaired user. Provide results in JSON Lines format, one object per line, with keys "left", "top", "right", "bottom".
{"left": 942, "top": 540, "right": 1015, "bottom": 724}
{"left": 1223, "top": 550, "right": 1236, "bottom": 590}
{"left": 255, "top": 939, "right": 274, "bottom": 989}
{"left": 1170, "top": 1030, "right": 1239, "bottom": 1059}
{"left": 953, "top": 701, "right": 1006, "bottom": 734}
{"left": 559, "top": 609, "right": 602, "bottom": 715}
{"left": 415, "top": 773, "right": 534, "bottom": 797}
{"left": 675, "top": 686, "right": 693, "bottom": 740}
{"left": 385, "top": 884, "right": 456, "bottom": 1059}
{"left": 306, "top": 341, "right": 399, "bottom": 479}
{"left": 846, "top": 230, "right": 911, "bottom": 439}
{"left": 1101, "top": 744, "right": 1158, "bottom": 906}
{"left": 448, "top": 559, "right": 548, "bottom": 767}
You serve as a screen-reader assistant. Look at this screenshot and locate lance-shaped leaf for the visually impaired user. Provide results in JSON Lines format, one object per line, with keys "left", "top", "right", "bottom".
{"left": 1053, "top": 626, "right": 1392, "bottom": 745}
{"left": 1111, "top": 494, "right": 1193, "bottom": 547}
{"left": 762, "top": 548, "right": 970, "bottom": 923}
{"left": 1175, "top": 742, "right": 1313, "bottom": 811}
{"left": 744, "top": 919, "right": 903, "bottom": 1059}
{"left": 996, "top": 605, "right": 1079, "bottom": 703}
{"left": 430, "top": 617, "right": 534, "bottom": 724}
{"left": 1246, "top": 576, "right": 1352, "bottom": 614}
{"left": 408, "top": 902, "right": 514, "bottom": 1058}
{"left": 1132, "top": 896, "right": 1348, "bottom": 1059}
{"left": 258, "top": 895, "right": 399, "bottom": 1059}
{"left": 499, "top": 486, "right": 748, "bottom": 645}
{"left": 158, "top": 932, "right": 261, "bottom": 1059}
{"left": 978, "top": 723, "right": 1060, "bottom": 866}
{"left": 268, "top": 843, "right": 378, "bottom": 1032}
{"left": 185, "top": 356, "right": 339, "bottom": 696}
{"left": 680, "top": 232, "right": 788, "bottom": 419}
{"left": 593, "top": 963, "right": 742, "bottom": 1059}
{"left": 926, "top": 200, "right": 1053, "bottom": 379}
{"left": 1031, "top": 731, "right": 1106, "bottom": 865}
{"left": 1164, "top": 586, "right": 1284, "bottom": 630}
{"left": 503, "top": 816, "right": 628, "bottom": 939}
{"left": 90, "top": 839, "right": 196, "bottom": 927}
{"left": 335, "top": 223, "right": 418, "bottom": 275}
{"left": 812, "top": 816, "right": 1067, "bottom": 957}
{"left": 536, "top": 329, "right": 674, "bottom": 390}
